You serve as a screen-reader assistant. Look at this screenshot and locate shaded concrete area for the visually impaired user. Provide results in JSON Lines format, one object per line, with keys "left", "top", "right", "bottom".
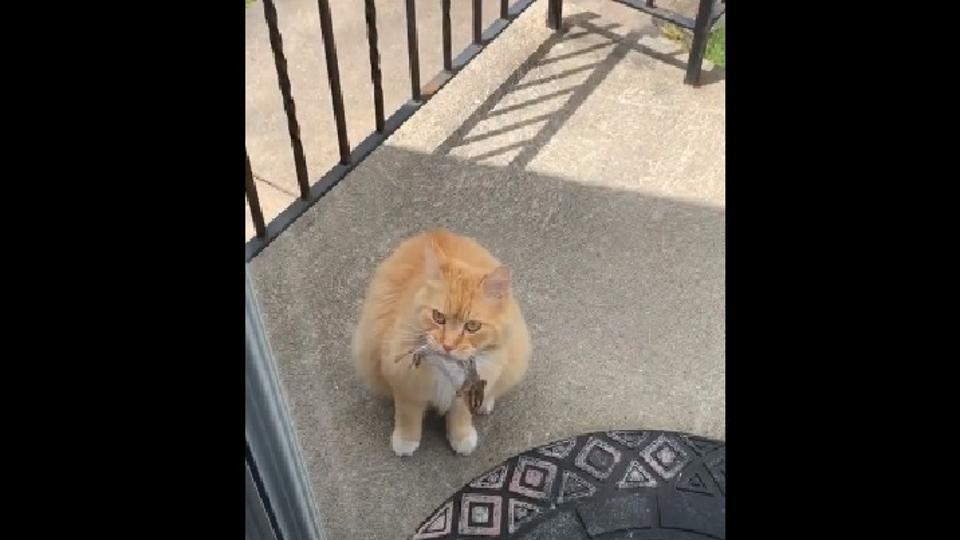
{"left": 248, "top": 2, "right": 723, "bottom": 539}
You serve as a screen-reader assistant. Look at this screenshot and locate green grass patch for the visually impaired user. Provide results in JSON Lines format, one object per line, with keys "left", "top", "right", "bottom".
{"left": 660, "top": 21, "right": 725, "bottom": 69}
{"left": 705, "top": 24, "right": 725, "bottom": 68}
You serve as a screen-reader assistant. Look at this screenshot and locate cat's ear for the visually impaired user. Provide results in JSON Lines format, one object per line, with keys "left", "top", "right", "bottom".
{"left": 482, "top": 265, "right": 511, "bottom": 299}
{"left": 424, "top": 241, "right": 445, "bottom": 281}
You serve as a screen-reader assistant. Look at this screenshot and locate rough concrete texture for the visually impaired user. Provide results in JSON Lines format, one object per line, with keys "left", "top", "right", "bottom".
{"left": 248, "top": 1, "right": 724, "bottom": 539}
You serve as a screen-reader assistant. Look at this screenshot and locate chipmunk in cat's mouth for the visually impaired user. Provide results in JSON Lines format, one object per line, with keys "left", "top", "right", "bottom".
{"left": 406, "top": 341, "right": 487, "bottom": 415}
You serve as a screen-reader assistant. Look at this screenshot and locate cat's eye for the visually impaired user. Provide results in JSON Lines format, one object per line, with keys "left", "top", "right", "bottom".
{"left": 464, "top": 320, "right": 481, "bottom": 333}
{"left": 431, "top": 309, "right": 446, "bottom": 325}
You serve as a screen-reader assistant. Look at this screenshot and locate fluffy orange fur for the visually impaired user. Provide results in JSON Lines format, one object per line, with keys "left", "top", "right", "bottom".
{"left": 352, "top": 229, "right": 531, "bottom": 456}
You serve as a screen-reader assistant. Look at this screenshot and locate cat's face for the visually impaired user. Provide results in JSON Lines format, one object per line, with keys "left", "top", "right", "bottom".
{"left": 414, "top": 247, "right": 511, "bottom": 360}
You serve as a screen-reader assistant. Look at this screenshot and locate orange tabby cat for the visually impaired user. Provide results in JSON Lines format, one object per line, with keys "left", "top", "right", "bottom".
{"left": 352, "top": 229, "right": 531, "bottom": 456}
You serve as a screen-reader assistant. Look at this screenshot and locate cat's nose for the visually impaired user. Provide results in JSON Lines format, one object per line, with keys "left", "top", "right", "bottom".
{"left": 443, "top": 343, "right": 454, "bottom": 352}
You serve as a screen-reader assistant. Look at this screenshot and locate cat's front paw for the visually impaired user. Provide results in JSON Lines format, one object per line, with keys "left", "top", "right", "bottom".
{"left": 391, "top": 430, "right": 420, "bottom": 457}
{"left": 449, "top": 425, "right": 478, "bottom": 456}
{"left": 476, "top": 396, "right": 495, "bottom": 415}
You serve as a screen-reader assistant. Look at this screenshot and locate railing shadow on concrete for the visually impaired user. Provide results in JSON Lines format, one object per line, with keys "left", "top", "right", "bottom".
{"left": 436, "top": 12, "right": 722, "bottom": 170}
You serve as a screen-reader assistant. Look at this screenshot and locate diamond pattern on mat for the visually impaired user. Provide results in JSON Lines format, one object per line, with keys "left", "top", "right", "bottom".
{"left": 641, "top": 434, "right": 689, "bottom": 480}
{"left": 508, "top": 456, "right": 558, "bottom": 500}
{"left": 575, "top": 436, "right": 622, "bottom": 480}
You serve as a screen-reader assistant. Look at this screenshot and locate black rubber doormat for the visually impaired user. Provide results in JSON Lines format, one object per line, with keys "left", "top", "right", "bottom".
{"left": 410, "top": 430, "right": 724, "bottom": 539}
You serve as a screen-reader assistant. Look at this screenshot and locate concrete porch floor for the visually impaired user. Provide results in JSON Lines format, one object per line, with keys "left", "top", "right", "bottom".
{"left": 248, "top": 2, "right": 724, "bottom": 538}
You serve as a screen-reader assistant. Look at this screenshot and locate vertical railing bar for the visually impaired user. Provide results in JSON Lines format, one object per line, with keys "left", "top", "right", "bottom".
{"left": 363, "top": 0, "right": 385, "bottom": 132}
{"left": 684, "top": 0, "right": 713, "bottom": 86}
{"left": 646, "top": 0, "right": 655, "bottom": 7}
{"left": 261, "top": 0, "right": 310, "bottom": 200}
{"left": 442, "top": 0, "right": 452, "bottom": 72}
{"left": 245, "top": 151, "right": 267, "bottom": 239}
{"left": 316, "top": 0, "right": 351, "bottom": 164}
{"left": 404, "top": 0, "right": 421, "bottom": 101}
{"left": 473, "top": 0, "right": 483, "bottom": 45}
{"left": 546, "top": 0, "right": 562, "bottom": 30}
{"left": 500, "top": 0, "right": 509, "bottom": 19}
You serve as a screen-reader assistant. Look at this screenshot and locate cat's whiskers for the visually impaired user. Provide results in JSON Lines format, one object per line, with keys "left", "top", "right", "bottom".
{"left": 391, "top": 331, "right": 428, "bottom": 365}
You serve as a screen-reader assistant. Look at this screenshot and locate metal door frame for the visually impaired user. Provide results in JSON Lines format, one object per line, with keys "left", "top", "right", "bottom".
{"left": 246, "top": 270, "right": 325, "bottom": 540}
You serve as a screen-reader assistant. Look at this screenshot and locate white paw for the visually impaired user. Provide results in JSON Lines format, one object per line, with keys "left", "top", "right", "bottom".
{"left": 449, "top": 426, "right": 478, "bottom": 456}
{"left": 392, "top": 431, "right": 420, "bottom": 457}
{"left": 477, "top": 396, "right": 495, "bottom": 415}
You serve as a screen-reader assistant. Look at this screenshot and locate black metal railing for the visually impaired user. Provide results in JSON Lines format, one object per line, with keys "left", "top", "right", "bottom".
{"left": 245, "top": 0, "right": 538, "bottom": 261}
{"left": 245, "top": 0, "right": 724, "bottom": 261}
{"left": 546, "top": 0, "right": 724, "bottom": 85}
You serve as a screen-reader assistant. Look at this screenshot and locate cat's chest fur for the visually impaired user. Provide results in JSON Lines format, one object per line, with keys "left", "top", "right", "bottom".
{"left": 426, "top": 352, "right": 489, "bottom": 414}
